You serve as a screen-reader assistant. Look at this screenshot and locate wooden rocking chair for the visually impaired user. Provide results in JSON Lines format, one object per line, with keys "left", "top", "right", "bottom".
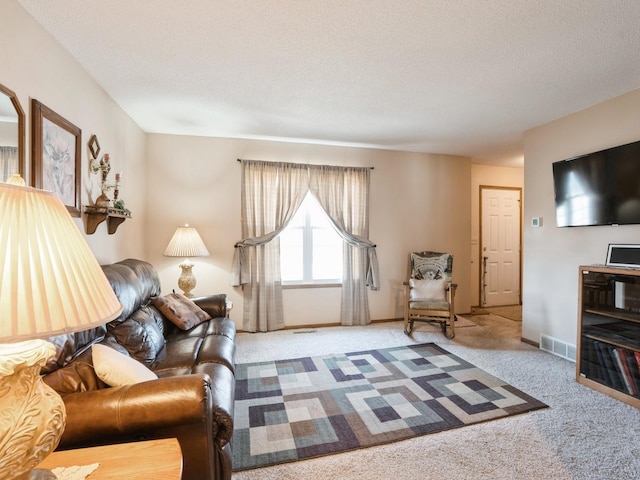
{"left": 403, "top": 251, "right": 457, "bottom": 338}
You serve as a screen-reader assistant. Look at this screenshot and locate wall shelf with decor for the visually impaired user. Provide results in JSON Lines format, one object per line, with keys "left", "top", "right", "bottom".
{"left": 577, "top": 265, "right": 640, "bottom": 408}
{"left": 84, "top": 205, "right": 131, "bottom": 234}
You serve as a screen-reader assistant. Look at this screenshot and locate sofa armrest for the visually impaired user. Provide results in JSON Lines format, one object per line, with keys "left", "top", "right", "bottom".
{"left": 58, "top": 373, "right": 233, "bottom": 447}
{"left": 193, "top": 294, "right": 228, "bottom": 318}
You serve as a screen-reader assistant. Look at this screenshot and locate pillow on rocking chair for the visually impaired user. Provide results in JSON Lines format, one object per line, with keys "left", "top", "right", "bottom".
{"left": 409, "top": 278, "right": 447, "bottom": 302}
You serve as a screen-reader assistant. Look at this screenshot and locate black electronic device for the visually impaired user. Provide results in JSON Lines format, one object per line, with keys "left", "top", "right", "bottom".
{"left": 552, "top": 140, "right": 640, "bottom": 227}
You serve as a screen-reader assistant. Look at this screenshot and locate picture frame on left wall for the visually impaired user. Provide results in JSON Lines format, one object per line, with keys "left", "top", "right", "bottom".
{"left": 31, "top": 99, "right": 82, "bottom": 217}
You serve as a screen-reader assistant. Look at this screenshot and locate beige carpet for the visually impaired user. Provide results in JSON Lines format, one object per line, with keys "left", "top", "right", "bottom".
{"left": 233, "top": 315, "right": 640, "bottom": 480}
{"left": 475, "top": 305, "right": 522, "bottom": 321}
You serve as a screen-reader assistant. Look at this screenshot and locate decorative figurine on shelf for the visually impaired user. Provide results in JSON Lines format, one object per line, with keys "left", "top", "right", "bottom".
{"left": 111, "top": 172, "right": 130, "bottom": 215}
{"left": 113, "top": 172, "right": 121, "bottom": 202}
{"left": 87, "top": 147, "right": 130, "bottom": 217}
{"left": 113, "top": 199, "right": 131, "bottom": 215}
{"left": 100, "top": 154, "right": 111, "bottom": 184}
{"left": 95, "top": 153, "right": 112, "bottom": 207}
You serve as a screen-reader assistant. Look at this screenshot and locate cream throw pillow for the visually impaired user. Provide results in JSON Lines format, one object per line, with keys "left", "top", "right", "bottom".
{"left": 92, "top": 343, "right": 157, "bottom": 387}
{"left": 409, "top": 278, "right": 447, "bottom": 302}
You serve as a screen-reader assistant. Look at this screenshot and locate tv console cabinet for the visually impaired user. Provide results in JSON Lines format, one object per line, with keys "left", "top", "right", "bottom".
{"left": 577, "top": 265, "right": 640, "bottom": 408}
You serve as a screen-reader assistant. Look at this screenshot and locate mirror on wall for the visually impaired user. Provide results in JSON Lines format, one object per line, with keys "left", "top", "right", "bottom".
{"left": 0, "top": 82, "right": 25, "bottom": 183}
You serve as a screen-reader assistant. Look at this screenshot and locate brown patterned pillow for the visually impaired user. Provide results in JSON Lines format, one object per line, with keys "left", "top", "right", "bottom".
{"left": 151, "top": 293, "right": 211, "bottom": 330}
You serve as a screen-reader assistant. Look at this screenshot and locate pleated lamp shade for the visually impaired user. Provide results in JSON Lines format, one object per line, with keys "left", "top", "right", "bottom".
{"left": 0, "top": 183, "right": 123, "bottom": 341}
{"left": 163, "top": 224, "right": 210, "bottom": 258}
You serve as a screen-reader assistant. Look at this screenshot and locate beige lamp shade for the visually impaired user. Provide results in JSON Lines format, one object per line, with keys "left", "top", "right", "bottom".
{"left": 163, "top": 224, "right": 210, "bottom": 258}
{"left": 0, "top": 183, "right": 123, "bottom": 341}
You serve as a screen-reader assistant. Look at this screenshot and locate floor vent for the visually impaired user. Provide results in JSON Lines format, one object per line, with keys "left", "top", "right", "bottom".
{"left": 540, "top": 334, "right": 576, "bottom": 362}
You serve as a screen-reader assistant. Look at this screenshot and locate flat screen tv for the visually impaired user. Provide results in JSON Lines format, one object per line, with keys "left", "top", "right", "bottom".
{"left": 552, "top": 139, "right": 640, "bottom": 227}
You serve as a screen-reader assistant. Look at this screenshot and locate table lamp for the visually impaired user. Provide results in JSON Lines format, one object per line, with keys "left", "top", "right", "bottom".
{"left": 163, "top": 224, "right": 210, "bottom": 298}
{"left": 0, "top": 183, "right": 123, "bottom": 480}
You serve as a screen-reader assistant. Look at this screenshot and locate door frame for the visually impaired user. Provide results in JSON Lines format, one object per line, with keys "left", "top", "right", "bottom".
{"left": 479, "top": 185, "right": 523, "bottom": 307}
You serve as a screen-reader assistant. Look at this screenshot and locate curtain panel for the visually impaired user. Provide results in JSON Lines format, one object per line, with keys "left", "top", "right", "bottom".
{"left": 232, "top": 160, "right": 379, "bottom": 332}
{"left": 309, "top": 165, "right": 379, "bottom": 325}
{"left": 0, "top": 146, "right": 18, "bottom": 182}
{"left": 233, "top": 160, "right": 308, "bottom": 332}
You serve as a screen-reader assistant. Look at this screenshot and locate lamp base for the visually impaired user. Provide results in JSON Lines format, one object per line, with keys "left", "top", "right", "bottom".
{"left": 177, "top": 259, "right": 197, "bottom": 298}
{"left": 0, "top": 340, "right": 66, "bottom": 480}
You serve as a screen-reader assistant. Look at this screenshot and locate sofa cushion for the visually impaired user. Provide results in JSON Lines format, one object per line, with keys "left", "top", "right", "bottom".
{"left": 43, "top": 347, "right": 106, "bottom": 396}
{"left": 92, "top": 343, "right": 158, "bottom": 387}
{"left": 107, "top": 305, "right": 166, "bottom": 365}
{"left": 102, "top": 259, "right": 161, "bottom": 323}
{"left": 153, "top": 324, "right": 236, "bottom": 376}
{"left": 152, "top": 293, "right": 211, "bottom": 330}
{"left": 41, "top": 325, "right": 107, "bottom": 374}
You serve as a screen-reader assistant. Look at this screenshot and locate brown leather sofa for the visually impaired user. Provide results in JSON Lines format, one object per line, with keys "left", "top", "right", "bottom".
{"left": 41, "top": 258, "right": 236, "bottom": 480}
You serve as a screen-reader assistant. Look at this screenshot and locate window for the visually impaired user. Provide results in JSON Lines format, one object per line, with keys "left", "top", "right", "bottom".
{"left": 279, "top": 193, "right": 343, "bottom": 285}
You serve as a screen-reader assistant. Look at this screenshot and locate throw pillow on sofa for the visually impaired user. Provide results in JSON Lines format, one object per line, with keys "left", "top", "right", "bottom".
{"left": 151, "top": 293, "right": 211, "bottom": 330}
{"left": 92, "top": 343, "right": 158, "bottom": 387}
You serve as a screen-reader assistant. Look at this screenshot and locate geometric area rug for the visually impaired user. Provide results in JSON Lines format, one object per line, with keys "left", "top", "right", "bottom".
{"left": 231, "top": 343, "right": 547, "bottom": 471}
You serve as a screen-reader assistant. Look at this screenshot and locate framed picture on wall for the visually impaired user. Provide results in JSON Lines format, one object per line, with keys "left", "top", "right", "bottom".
{"left": 31, "top": 99, "right": 82, "bottom": 217}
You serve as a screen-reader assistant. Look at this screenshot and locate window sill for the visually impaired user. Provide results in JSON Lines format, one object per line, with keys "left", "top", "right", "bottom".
{"left": 283, "top": 283, "right": 342, "bottom": 289}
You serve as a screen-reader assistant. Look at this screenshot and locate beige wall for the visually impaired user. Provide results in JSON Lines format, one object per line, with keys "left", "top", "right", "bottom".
{"left": 523, "top": 88, "right": 640, "bottom": 345}
{"left": 5, "top": 0, "right": 474, "bottom": 333}
{"left": 470, "top": 164, "right": 524, "bottom": 307}
{"left": 2, "top": 0, "right": 147, "bottom": 264}
{"left": 146, "top": 134, "right": 472, "bottom": 330}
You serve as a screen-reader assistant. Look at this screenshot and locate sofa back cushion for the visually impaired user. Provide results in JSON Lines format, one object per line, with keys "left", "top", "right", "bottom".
{"left": 41, "top": 325, "right": 107, "bottom": 374}
{"left": 42, "top": 347, "right": 106, "bottom": 395}
{"left": 107, "top": 305, "right": 166, "bottom": 364}
{"left": 101, "top": 259, "right": 168, "bottom": 363}
{"left": 102, "top": 259, "right": 161, "bottom": 322}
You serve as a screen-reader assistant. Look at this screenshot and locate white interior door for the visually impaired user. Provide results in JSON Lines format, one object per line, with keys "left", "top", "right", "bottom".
{"left": 480, "top": 187, "right": 521, "bottom": 307}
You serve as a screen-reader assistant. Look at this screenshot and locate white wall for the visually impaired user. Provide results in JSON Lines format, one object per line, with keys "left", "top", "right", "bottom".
{"left": 470, "top": 164, "right": 524, "bottom": 307}
{"left": 523, "top": 88, "right": 640, "bottom": 345}
{"left": 2, "top": 0, "right": 147, "bottom": 263}
{"left": 146, "top": 134, "right": 472, "bottom": 330}
{"left": 0, "top": 122, "right": 17, "bottom": 146}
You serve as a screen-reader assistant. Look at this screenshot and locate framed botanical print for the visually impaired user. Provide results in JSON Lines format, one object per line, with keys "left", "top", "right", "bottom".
{"left": 31, "top": 99, "right": 82, "bottom": 217}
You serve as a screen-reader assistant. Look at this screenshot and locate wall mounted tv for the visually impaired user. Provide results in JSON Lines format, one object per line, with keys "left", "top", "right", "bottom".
{"left": 553, "top": 139, "right": 640, "bottom": 227}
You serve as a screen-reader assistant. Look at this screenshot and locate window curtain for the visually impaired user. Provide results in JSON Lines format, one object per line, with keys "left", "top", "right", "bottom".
{"left": 232, "top": 160, "right": 379, "bottom": 331}
{"left": 309, "top": 165, "right": 379, "bottom": 326}
{"left": 0, "top": 146, "right": 18, "bottom": 182}
{"left": 232, "top": 160, "right": 308, "bottom": 332}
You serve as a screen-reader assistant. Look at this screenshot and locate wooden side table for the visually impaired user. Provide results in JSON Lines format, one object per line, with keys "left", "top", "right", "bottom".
{"left": 37, "top": 438, "right": 182, "bottom": 479}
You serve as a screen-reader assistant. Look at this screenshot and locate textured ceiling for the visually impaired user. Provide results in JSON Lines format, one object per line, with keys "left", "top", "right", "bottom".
{"left": 17, "top": 0, "right": 640, "bottom": 167}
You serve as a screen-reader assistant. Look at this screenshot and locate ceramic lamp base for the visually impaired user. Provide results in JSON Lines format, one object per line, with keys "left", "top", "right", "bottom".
{"left": 177, "top": 259, "right": 197, "bottom": 298}
{"left": 0, "top": 340, "right": 66, "bottom": 480}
